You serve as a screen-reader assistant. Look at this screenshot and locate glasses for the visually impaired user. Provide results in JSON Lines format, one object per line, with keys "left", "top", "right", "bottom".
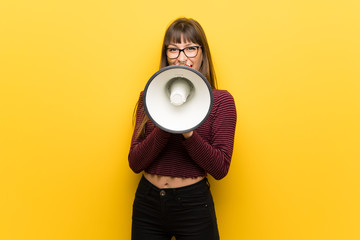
{"left": 166, "top": 46, "right": 201, "bottom": 59}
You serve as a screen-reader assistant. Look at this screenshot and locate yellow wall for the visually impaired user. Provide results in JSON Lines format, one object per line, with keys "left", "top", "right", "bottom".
{"left": 1, "top": 0, "right": 359, "bottom": 239}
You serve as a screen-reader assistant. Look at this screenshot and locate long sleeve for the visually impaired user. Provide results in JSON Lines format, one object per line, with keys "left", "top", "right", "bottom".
{"left": 182, "top": 90, "right": 237, "bottom": 180}
{"left": 128, "top": 92, "right": 171, "bottom": 173}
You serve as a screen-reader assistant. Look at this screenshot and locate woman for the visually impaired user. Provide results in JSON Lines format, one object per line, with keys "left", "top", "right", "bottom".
{"left": 128, "top": 17, "right": 237, "bottom": 240}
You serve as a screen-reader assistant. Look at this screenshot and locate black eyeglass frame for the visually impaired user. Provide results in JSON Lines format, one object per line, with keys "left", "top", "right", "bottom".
{"left": 165, "top": 46, "right": 202, "bottom": 59}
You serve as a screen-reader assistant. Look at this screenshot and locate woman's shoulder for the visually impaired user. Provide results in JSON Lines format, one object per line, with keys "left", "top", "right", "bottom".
{"left": 210, "top": 89, "right": 236, "bottom": 118}
{"left": 212, "top": 89, "right": 235, "bottom": 102}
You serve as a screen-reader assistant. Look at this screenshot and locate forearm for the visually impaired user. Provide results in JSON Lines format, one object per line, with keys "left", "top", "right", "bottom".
{"left": 183, "top": 131, "right": 234, "bottom": 180}
{"left": 128, "top": 127, "right": 171, "bottom": 173}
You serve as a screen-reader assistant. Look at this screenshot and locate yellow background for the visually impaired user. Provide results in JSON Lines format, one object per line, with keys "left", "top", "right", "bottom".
{"left": 1, "top": 0, "right": 359, "bottom": 239}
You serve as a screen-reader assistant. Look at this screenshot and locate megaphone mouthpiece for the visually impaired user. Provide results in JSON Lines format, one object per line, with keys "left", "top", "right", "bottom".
{"left": 169, "top": 77, "right": 192, "bottom": 106}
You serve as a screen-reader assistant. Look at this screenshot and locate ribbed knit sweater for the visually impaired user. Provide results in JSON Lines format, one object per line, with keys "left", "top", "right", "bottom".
{"left": 128, "top": 89, "right": 237, "bottom": 180}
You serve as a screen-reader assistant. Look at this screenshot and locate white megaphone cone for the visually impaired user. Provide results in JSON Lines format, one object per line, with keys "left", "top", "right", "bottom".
{"left": 143, "top": 65, "right": 213, "bottom": 134}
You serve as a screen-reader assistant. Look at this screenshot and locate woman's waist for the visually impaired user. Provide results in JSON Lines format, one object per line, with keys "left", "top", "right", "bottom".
{"left": 144, "top": 172, "right": 205, "bottom": 189}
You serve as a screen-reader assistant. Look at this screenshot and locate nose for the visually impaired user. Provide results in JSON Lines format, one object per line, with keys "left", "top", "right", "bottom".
{"left": 177, "top": 50, "right": 187, "bottom": 62}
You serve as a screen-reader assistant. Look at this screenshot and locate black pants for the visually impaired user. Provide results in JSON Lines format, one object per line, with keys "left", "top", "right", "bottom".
{"left": 132, "top": 175, "right": 220, "bottom": 240}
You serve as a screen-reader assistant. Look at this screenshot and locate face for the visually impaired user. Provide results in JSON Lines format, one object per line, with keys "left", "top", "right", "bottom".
{"left": 167, "top": 36, "right": 203, "bottom": 71}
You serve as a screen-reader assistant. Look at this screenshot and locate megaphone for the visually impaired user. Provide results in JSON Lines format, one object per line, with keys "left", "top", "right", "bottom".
{"left": 143, "top": 65, "right": 213, "bottom": 134}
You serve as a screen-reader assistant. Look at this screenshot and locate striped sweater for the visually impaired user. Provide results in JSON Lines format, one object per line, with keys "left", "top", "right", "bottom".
{"left": 128, "top": 89, "right": 237, "bottom": 180}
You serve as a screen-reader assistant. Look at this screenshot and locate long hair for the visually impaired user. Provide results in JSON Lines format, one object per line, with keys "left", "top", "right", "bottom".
{"left": 133, "top": 17, "right": 217, "bottom": 139}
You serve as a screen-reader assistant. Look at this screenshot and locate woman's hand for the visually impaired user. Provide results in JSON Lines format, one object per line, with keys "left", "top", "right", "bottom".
{"left": 182, "top": 131, "right": 193, "bottom": 139}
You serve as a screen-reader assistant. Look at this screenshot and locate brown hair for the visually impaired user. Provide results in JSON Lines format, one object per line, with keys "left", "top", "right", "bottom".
{"left": 134, "top": 17, "right": 217, "bottom": 138}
